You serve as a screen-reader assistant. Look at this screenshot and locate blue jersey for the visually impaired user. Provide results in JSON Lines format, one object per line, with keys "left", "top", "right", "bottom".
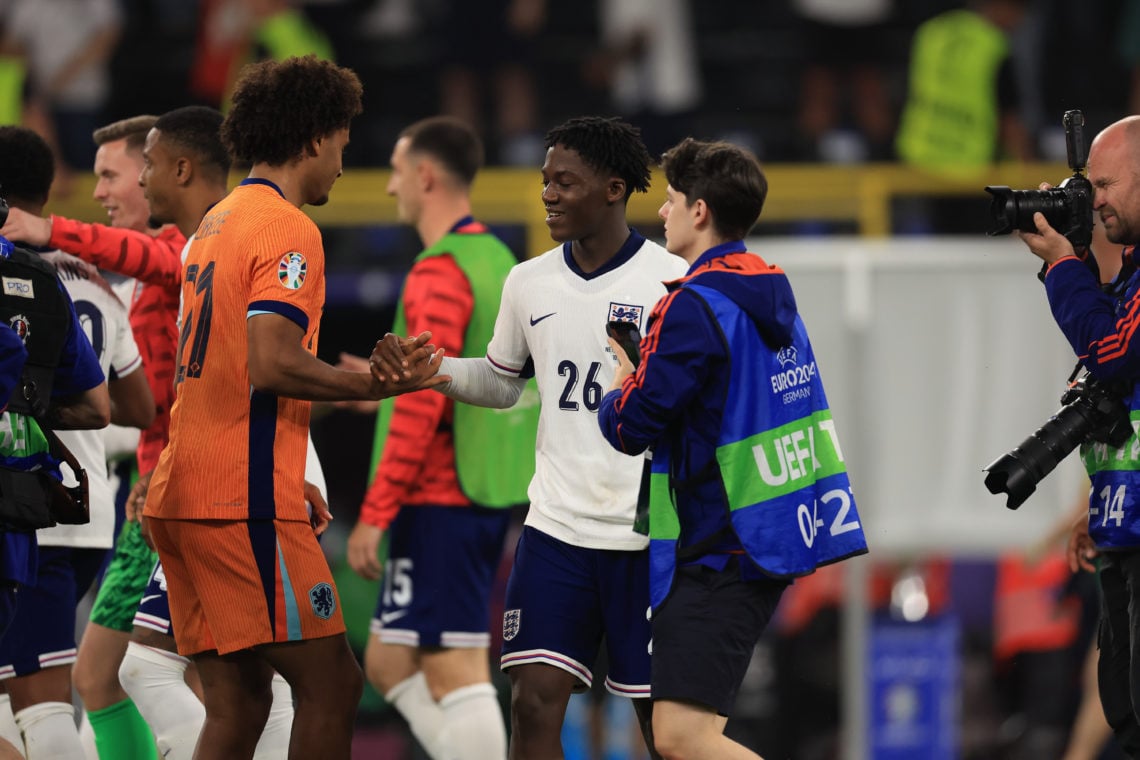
{"left": 1046, "top": 247, "right": 1140, "bottom": 548}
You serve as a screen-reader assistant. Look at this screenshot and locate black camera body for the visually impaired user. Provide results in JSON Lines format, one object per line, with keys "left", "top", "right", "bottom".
{"left": 985, "top": 110, "right": 1094, "bottom": 248}
{"left": 984, "top": 374, "right": 1132, "bottom": 510}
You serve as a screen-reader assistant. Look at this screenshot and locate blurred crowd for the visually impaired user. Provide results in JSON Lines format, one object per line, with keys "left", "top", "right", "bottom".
{"left": 0, "top": 0, "right": 1137, "bottom": 182}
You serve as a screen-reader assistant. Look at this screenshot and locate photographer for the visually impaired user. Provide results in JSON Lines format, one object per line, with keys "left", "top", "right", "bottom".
{"left": 1020, "top": 115, "right": 1140, "bottom": 754}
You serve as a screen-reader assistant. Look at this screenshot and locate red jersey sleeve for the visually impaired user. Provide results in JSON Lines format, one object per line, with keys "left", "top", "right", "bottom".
{"left": 48, "top": 217, "right": 184, "bottom": 288}
{"left": 359, "top": 254, "right": 474, "bottom": 529}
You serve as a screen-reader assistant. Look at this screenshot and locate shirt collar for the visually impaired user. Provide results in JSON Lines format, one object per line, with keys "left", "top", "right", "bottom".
{"left": 687, "top": 239, "right": 747, "bottom": 275}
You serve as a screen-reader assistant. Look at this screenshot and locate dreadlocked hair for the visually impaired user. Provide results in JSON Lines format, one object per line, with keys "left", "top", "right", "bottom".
{"left": 544, "top": 116, "right": 651, "bottom": 199}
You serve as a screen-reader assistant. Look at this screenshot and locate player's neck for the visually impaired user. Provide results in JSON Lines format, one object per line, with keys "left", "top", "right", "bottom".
{"left": 417, "top": 196, "right": 473, "bottom": 249}
{"left": 246, "top": 165, "right": 305, "bottom": 208}
{"left": 178, "top": 187, "right": 228, "bottom": 239}
{"left": 570, "top": 216, "right": 632, "bottom": 273}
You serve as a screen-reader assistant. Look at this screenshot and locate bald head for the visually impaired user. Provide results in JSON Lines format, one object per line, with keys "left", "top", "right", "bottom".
{"left": 1088, "top": 115, "right": 1140, "bottom": 245}
{"left": 1091, "top": 116, "right": 1140, "bottom": 164}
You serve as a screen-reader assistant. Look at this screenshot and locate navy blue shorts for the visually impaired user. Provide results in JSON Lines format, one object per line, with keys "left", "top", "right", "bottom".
{"left": 0, "top": 545, "right": 106, "bottom": 678}
{"left": 133, "top": 559, "right": 174, "bottom": 636}
{"left": 500, "top": 526, "right": 651, "bottom": 697}
{"left": 651, "top": 558, "right": 786, "bottom": 715}
{"left": 371, "top": 505, "right": 510, "bottom": 649}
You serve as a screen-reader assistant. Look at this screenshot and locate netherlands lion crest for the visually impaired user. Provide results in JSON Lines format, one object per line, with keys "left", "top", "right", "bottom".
{"left": 503, "top": 609, "right": 521, "bottom": 641}
{"left": 309, "top": 582, "right": 336, "bottom": 620}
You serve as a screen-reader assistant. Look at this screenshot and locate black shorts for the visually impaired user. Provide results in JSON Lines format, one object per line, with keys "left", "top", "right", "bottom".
{"left": 651, "top": 558, "right": 786, "bottom": 716}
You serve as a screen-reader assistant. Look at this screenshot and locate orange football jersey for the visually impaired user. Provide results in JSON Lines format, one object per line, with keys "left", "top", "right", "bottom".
{"left": 145, "top": 180, "right": 324, "bottom": 523}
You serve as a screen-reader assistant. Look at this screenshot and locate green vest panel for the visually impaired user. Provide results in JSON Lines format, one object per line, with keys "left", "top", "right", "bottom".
{"left": 370, "top": 228, "right": 538, "bottom": 507}
{"left": 896, "top": 10, "right": 1009, "bottom": 171}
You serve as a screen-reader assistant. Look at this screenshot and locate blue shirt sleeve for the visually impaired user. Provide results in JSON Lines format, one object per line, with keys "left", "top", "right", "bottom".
{"left": 50, "top": 283, "right": 104, "bottom": 396}
{"left": 0, "top": 324, "right": 27, "bottom": 410}
{"left": 1045, "top": 255, "right": 1140, "bottom": 383}
{"left": 598, "top": 289, "right": 723, "bottom": 454}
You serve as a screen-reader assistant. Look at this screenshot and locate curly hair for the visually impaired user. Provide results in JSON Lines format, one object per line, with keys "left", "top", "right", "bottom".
{"left": 661, "top": 138, "right": 767, "bottom": 241}
{"left": 221, "top": 55, "right": 363, "bottom": 167}
{"left": 155, "top": 106, "right": 231, "bottom": 178}
{"left": 544, "top": 116, "right": 652, "bottom": 200}
{"left": 0, "top": 126, "right": 55, "bottom": 207}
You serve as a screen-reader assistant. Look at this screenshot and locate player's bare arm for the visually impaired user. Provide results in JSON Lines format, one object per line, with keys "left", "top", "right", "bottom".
{"left": 248, "top": 314, "right": 448, "bottom": 401}
{"left": 0, "top": 206, "right": 51, "bottom": 247}
{"left": 45, "top": 382, "right": 111, "bottom": 430}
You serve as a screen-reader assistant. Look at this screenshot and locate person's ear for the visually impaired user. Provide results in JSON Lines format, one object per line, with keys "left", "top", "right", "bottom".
{"left": 606, "top": 177, "right": 627, "bottom": 204}
{"left": 175, "top": 157, "right": 193, "bottom": 186}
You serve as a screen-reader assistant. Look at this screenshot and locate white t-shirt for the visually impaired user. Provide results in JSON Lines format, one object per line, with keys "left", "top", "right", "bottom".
{"left": 482, "top": 235, "right": 686, "bottom": 550}
{"left": 600, "top": 0, "right": 701, "bottom": 114}
{"left": 38, "top": 251, "right": 141, "bottom": 549}
{"left": 5, "top": 0, "right": 121, "bottom": 109}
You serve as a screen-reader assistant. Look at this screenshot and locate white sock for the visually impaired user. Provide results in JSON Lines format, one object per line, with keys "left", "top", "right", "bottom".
{"left": 0, "top": 696, "right": 22, "bottom": 758}
{"left": 118, "top": 642, "right": 205, "bottom": 760}
{"left": 13, "top": 702, "right": 81, "bottom": 760}
{"left": 252, "top": 673, "right": 292, "bottom": 759}
{"left": 438, "top": 683, "right": 506, "bottom": 760}
{"left": 386, "top": 672, "right": 445, "bottom": 759}
{"left": 76, "top": 711, "right": 98, "bottom": 760}
{"left": 0, "top": 697, "right": 21, "bottom": 756}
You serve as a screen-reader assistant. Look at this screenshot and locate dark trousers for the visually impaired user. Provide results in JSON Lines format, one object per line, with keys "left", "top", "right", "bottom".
{"left": 1098, "top": 550, "right": 1140, "bottom": 756}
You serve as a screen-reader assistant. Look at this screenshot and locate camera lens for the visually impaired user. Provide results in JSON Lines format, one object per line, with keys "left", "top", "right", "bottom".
{"left": 984, "top": 186, "right": 1070, "bottom": 237}
{"left": 984, "top": 398, "right": 1099, "bottom": 509}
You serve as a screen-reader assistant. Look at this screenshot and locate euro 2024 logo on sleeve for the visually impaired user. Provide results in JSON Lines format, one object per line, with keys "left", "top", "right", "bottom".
{"left": 309, "top": 582, "right": 336, "bottom": 620}
{"left": 278, "top": 252, "right": 307, "bottom": 290}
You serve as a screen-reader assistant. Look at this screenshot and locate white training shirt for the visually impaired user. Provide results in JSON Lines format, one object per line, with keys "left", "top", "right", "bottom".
{"left": 38, "top": 251, "right": 141, "bottom": 549}
{"left": 480, "top": 234, "right": 686, "bottom": 550}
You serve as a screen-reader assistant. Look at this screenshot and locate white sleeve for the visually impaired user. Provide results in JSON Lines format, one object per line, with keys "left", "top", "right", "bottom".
{"left": 304, "top": 433, "right": 327, "bottom": 502}
{"left": 437, "top": 356, "right": 527, "bottom": 409}
{"left": 484, "top": 266, "right": 532, "bottom": 375}
{"left": 108, "top": 303, "right": 142, "bottom": 379}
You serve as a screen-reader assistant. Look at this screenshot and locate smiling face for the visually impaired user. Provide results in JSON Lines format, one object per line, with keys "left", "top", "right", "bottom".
{"left": 1089, "top": 124, "right": 1140, "bottom": 246}
{"left": 93, "top": 138, "right": 150, "bottom": 231}
{"left": 540, "top": 144, "right": 621, "bottom": 243}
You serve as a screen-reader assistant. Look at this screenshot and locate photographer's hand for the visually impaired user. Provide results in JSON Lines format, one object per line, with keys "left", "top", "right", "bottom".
{"left": 1019, "top": 211, "right": 1076, "bottom": 266}
{"left": 1066, "top": 512, "right": 1098, "bottom": 574}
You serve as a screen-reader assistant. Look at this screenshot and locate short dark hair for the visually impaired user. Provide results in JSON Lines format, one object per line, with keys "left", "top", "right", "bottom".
{"left": 399, "top": 116, "right": 483, "bottom": 187}
{"left": 660, "top": 138, "right": 768, "bottom": 240}
{"left": 544, "top": 116, "right": 651, "bottom": 200}
{"left": 0, "top": 126, "right": 55, "bottom": 207}
{"left": 154, "top": 106, "right": 231, "bottom": 178}
{"left": 93, "top": 115, "right": 158, "bottom": 153}
{"left": 222, "top": 55, "right": 363, "bottom": 167}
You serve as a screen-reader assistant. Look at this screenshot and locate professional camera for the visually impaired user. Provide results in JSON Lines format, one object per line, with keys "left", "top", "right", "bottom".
{"left": 984, "top": 373, "right": 1132, "bottom": 510}
{"left": 985, "top": 110, "right": 1094, "bottom": 248}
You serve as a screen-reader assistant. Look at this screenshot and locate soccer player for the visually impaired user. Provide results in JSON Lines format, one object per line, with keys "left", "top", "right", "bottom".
{"left": 0, "top": 115, "right": 185, "bottom": 759}
{"left": 345, "top": 116, "right": 537, "bottom": 760}
{"left": 0, "top": 126, "right": 130, "bottom": 760}
{"left": 142, "top": 56, "right": 444, "bottom": 760}
{"left": 380, "top": 116, "right": 687, "bottom": 758}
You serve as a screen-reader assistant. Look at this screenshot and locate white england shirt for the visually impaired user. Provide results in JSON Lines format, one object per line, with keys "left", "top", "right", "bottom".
{"left": 38, "top": 251, "right": 141, "bottom": 549}
{"left": 485, "top": 233, "right": 686, "bottom": 550}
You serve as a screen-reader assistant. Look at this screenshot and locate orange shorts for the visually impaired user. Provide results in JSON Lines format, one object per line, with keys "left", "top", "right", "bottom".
{"left": 148, "top": 517, "right": 345, "bottom": 656}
